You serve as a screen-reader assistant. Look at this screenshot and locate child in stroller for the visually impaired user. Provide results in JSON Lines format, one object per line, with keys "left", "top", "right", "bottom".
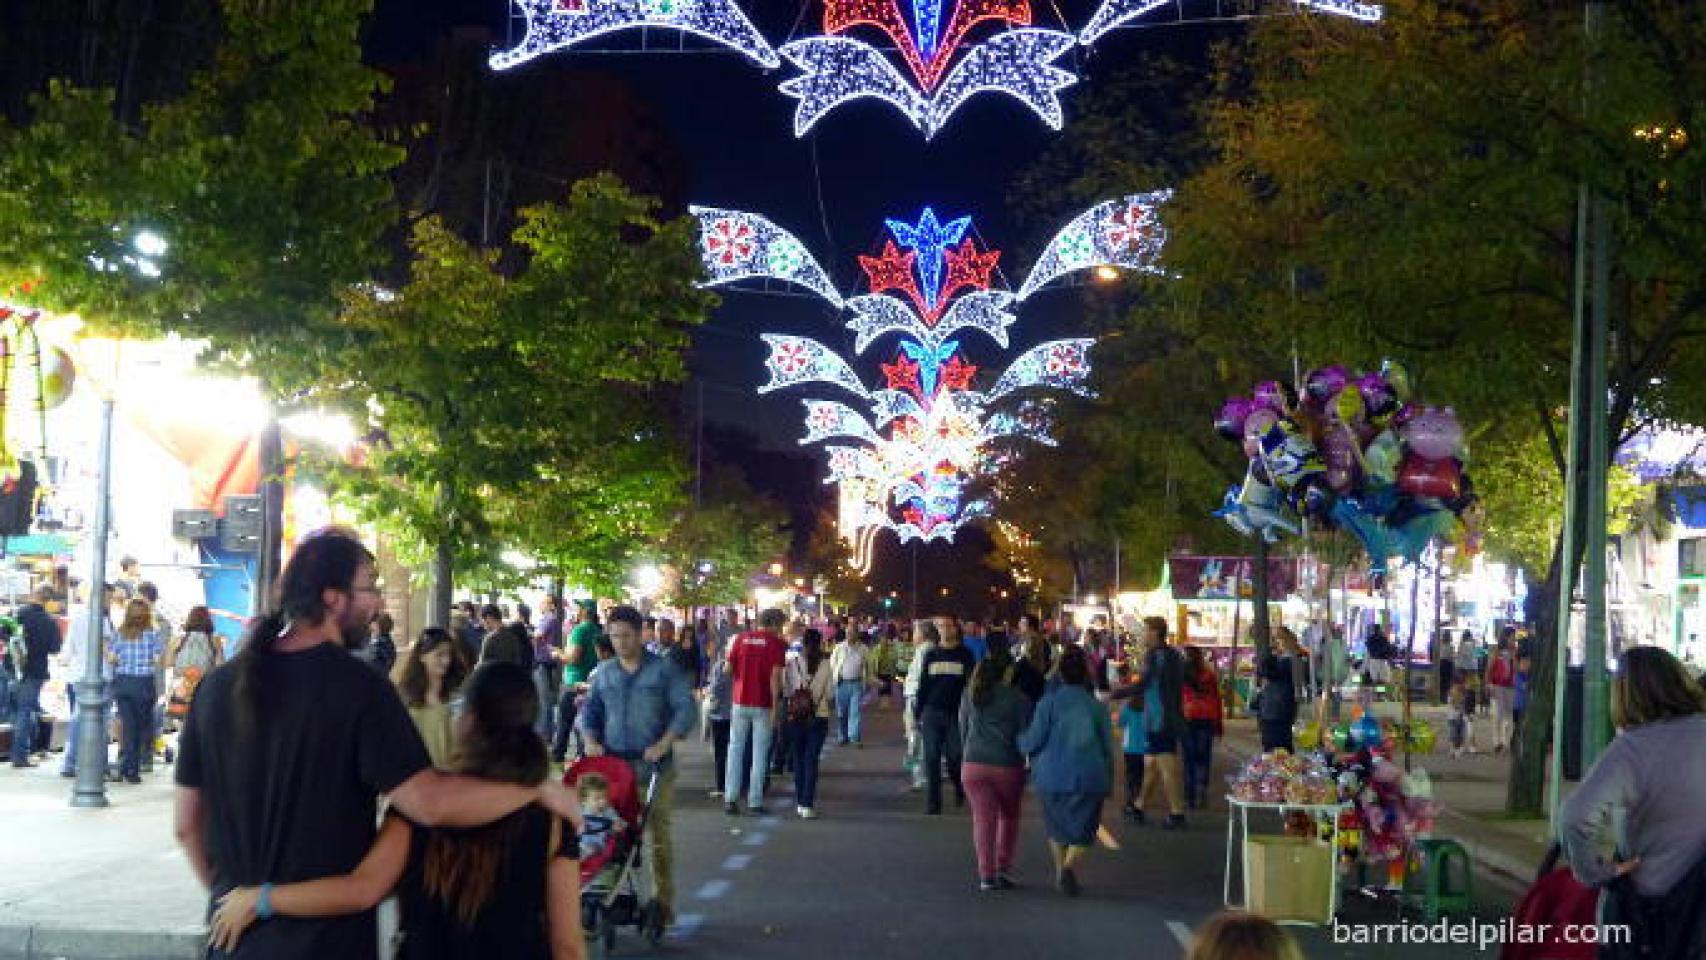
{"left": 565, "top": 755, "right": 666, "bottom": 952}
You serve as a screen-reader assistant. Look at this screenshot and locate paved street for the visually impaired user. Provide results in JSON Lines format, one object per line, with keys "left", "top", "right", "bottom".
{"left": 3, "top": 702, "right": 1522, "bottom": 960}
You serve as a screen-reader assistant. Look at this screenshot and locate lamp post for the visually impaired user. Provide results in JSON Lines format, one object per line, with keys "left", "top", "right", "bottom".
{"left": 71, "top": 342, "right": 119, "bottom": 808}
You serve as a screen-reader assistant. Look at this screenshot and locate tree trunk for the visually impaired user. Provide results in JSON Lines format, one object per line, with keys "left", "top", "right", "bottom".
{"left": 1251, "top": 537, "right": 1272, "bottom": 663}
{"left": 427, "top": 483, "right": 455, "bottom": 629}
{"left": 1507, "top": 517, "right": 1586, "bottom": 816}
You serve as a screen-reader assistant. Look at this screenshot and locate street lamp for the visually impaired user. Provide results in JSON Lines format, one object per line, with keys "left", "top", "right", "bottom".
{"left": 1093, "top": 265, "right": 1120, "bottom": 282}
{"left": 70, "top": 337, "right": 123, "bottom": 809}
{"left": 768, "top": 562, "right": 784, "bottom": 577}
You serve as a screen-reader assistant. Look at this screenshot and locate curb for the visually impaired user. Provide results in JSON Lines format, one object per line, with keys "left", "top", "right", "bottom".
{"left": 0, "top": 924, "right": 202, "bottom": 960}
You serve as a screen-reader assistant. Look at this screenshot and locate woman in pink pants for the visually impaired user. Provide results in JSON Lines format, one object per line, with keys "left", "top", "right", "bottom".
{"left": 957, "top": 636, "right": 1035, "bottom": 891}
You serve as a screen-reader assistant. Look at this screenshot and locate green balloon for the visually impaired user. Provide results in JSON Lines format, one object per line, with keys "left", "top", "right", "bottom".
{"left": 1330, "top": 723, "right": 1352, "bottom": 752}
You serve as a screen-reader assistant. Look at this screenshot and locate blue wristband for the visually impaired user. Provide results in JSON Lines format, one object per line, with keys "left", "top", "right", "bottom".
{"left": 257, "top": 883, "right": 275, "bottom": 920}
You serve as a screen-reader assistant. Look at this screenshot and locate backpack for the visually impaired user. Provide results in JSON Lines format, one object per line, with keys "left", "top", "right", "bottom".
{"left": 786, "top": 661, "right": 818, "bottom": 722}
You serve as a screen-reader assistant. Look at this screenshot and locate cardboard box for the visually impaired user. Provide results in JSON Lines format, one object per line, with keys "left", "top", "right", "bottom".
{"left": 1246, "top": 835, "right": 1333, "bottom": 924}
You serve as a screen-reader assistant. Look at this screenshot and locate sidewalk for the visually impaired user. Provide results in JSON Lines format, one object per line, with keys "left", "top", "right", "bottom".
{"left": 0, "top": 763, "right": 203, "bottom": 960}
{"left": 1220, "top": 704, "right": 1561, "bottom": 893}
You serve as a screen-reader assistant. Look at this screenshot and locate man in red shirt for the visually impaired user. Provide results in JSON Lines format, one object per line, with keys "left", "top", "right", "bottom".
{"left": 723, "top": 607, "right": 788, "bottom": 815}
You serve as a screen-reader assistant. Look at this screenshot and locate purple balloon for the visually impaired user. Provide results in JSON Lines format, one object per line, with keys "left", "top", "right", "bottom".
{"left": 1244, "top": 407, "right": 1280, "bottom": 443}
{"left": 1215, "top": 397, "right": 1255, "bottom": 442}
{"left": 1356, "top": 372, "right": 1398, "bottom": 418}
{"left": 1253, "top": 380, "right": 1292, "bottom": 413}
{"left": 1304, "top": 364, "right": 1351, "bottom": 405}
{"left": 1402, "top": 406, "right": 1464, "bottom": 461}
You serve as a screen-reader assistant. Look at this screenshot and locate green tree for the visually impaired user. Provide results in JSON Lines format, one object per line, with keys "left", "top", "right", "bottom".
{"left": 655, "top": 469, "right": 789, "bottom": 611}
{"left": 304, "top": 175, "right": 714, "bottom": 624}
{"left": 1018, "top": 1, "right": 1706, "bottom": 812}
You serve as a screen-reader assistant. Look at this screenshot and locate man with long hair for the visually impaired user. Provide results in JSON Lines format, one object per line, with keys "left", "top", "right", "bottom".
{"left": 173, "top": 527, "right": 578, "bottom": 959}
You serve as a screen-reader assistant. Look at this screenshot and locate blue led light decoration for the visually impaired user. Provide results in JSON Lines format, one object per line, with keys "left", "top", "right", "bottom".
{"left": 700, "top": 198, "right": 1172, "bottom": 547}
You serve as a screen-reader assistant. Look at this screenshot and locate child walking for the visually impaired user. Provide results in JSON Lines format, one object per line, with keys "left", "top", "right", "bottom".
{"left": 1118, "top": 691, "right": 1148, "bottom": 822}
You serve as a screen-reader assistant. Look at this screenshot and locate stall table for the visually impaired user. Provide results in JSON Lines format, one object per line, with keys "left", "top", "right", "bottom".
{"left": 1222, "top": 797, "right": 1351, "bottom": 925}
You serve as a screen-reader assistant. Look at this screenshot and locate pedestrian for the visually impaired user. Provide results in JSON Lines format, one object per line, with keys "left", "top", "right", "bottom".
{"left": 771, "top": 619, "right": 806, "bottom": 777}
{"left": 479, "top": 604, "right": 533, "bottom": 669}
{"left": 359, "top": 612, "right": 397, "bottom": 678}
{"left": 1012, "top": 615, "right": 1050, "bottom": 703}
{"left": 205, "top": 662, "right": 588, "bottom": 960}
{"left": 704, "top": 636, "right": 733, "bottom": 800}
{"left": 828, "top": 622, "right": 874, "bottom": 746}
{"left": 959, "top": 642, "right": 1033, "bottom": 891}
{"left": 10, "top": 586, "right": 61, "bottom": 768}
{"left": 1112, "top": 616, "right": 1189, "bottom": 830}
{"left": 962, "top": 619, "right": 989, "bottom": 663}
{"left": 1256, "top": 628, "right": 1301, "bottom": 753}
{"left": 1017, "top": 645, "right": 1113, "bottom": 898}
{"left": 1186, "top": 911, "right": 1305, "bottom": 960}
{"left": 58, "top": 583, "right": 116, "bottom": 779}
{"left": 1561, "top": 646, "right": 1706, "bottom": 957}
{"left": 164, "top": 605, "right": 224, "bottom": 743}
{"left": 872, "top": 622, "right": 900, "bottom": 709}
{"left": 1117, "top": 670, "right": 1148, "bottom": 821}
{"left": 451, "top": 603, "right": 483, "bottom": 666}
{"left": 1181, "top": 645, "right": 1223, "bottom": 810}
{"left": 136, "top": 581, "right": 174, "bottom": 771}
{"left": 1484, "top": 630, "right": 1517, "bottom": 753}
{"left": 902, "top": 619, "right": 939, "bottom": 792}
{"left": 576, "top": 604, "right": 696, "bottom": 926}
{"left": 661, "top": 618, "right": 703, "bottom": 687}
{"left": 723, "top": 608, "right": 789, "bottom": 816}
{"left": 394, "top": 627, "right": 469, "bottom": 770}
{"left": 551, "top": 602, "right": 602, "bottom": 763}
{"left": 915, "top": 616, "right": 976, "bottom": 814}
{"left": 174, "top": 527, "right": 579, "bottom": 959}
{"left": 105, "top": 598, "right": 164, "bottom": 783}
{"left": 785, "top": 629, "right": 834, "bottom": 819}
{"left": 1437, "top": 629, "right": 1455, "bottom": 706}
{"left": 533, "top": 597, "right": 565, "bottom": 740}
{"left": 1446, "top": 673, "right": 1469, "bottom": 759}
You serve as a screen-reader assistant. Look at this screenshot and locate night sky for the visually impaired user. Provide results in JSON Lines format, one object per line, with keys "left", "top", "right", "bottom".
{"left": 368, "top": 0, "right": 1225, "bottom": 606}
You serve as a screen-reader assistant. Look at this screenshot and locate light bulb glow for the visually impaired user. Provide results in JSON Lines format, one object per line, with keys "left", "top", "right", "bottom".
{"left": 490, "top": 0, "right": 780, "bottom": 71}
{"left": 1017, "top": 191, "right": 1172, "bottom": 300}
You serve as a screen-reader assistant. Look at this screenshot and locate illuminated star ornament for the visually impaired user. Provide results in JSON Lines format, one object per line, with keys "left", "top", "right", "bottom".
{"left": 490, "top": 0, "right": 780, "bottom": 69}
{"left": 694, "top": 196, "right": 1172, "bottom": 553}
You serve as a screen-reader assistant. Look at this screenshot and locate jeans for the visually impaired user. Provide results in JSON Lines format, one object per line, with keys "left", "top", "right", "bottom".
{"left": 1123, "top": 752, "right": 1145, "bottom": 808}
{"left": 9, "top": 677, "right": 42, "bottom": 763}
{"left": 709, "top": 717, "right": 730, "bottom": 794}
{"left": 792, "top": 717, "right": 829, "bottom": 808}
{"left": 113, "top": 675, "right": 155, "bottom": 778}
{"left": 834, "top": 680, "right": 864, "bottom": 744}
{"left": 725, "top": 705, "right": 774, "bottom": 808}
{"left": 902, "top": 696, "right": 924, "bottom": 786}
{"left": 533, "top": 666, "right": 560, "bottom": 739}
{"left": 1182, "top": 720, "right": 1216, "bottom": 808}
{"left": 962, "top": 762, "right": 1025, "bottom": 878}
{"left": 551, "top": 687, "right": 579, "bottom": 760}
{"left": 918, "top": 706, "right": 963, "bottom": 812}
{"left": 1259, "top": 718, "right": 1294, "bottom": 753}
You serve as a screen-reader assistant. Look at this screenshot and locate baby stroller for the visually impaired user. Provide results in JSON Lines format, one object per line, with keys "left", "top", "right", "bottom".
{"left": 564, "top": 755, "right": 666, "bottom": 955}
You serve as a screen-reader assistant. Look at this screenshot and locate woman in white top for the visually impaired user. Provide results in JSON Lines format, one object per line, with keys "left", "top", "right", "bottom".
{"left": 785, "top": 629, "right": 836, "bottom": 819}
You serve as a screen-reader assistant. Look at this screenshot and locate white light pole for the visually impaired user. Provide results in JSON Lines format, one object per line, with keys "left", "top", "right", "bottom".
{"left": 71, "top": 342, "right": 119, "bottom": 808}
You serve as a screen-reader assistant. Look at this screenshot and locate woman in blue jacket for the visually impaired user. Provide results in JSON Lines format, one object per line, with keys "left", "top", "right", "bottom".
{"left": 1017, "top": 645, "right": 1114, "bottom": 897}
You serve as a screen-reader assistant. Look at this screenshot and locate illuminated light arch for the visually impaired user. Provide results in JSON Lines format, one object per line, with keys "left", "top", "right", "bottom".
{"left": 690, "top": 207, "right": 845, "bottom": 306}
{"left": 1016, "top": 191, "right": 1172, "bottom": 300}
{"left": 490, "top": 0, "right": 781, "bottom": 70}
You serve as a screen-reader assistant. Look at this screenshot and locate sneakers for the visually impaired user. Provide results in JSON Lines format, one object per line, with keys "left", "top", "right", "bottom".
{"left": 979, "top": 878, "right": 999, "bottom": 892}
{"left": 1122, "top": 805, "right": 1146, "bottom": 824}
{"left": 724, "top": 802, "right": 740, "bottom": 816}
{"left": 708, "top": 790, "right": 723, "bottom": 799}
{"left": 798, "top": 807, "right": 819, "bottom": 819}
{"left": 1162, "top": 814, "right": 1187, "bottom": 831}
{"left": 994, "top": 872, "right": 1017, "bottom": 890}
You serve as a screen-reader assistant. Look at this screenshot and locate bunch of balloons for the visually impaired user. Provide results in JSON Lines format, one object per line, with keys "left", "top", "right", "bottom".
{"left": 1212, "top": 360, "right": 1481, "bottom": 581}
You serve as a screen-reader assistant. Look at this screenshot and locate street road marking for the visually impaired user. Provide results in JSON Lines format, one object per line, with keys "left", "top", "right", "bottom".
{"left": 695, "top": 879, "right": 731, "bottom": 900}
{"left": 722, "top": 854, "right": 753, "bottom": 871}
{"left": 1167, "top": 922, "right": 1194, "bottom": 950}
{"left": 671, "top": 913, "right": 704, "bottom": 939}
{"left": 741, "top": 830, "right": 770, "bottom": 847}
{"left": 759, "top": 816, "right": 781, "bottom": 828}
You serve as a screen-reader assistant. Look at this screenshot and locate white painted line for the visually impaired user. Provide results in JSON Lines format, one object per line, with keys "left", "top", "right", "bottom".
{"left": 722, "top": 854, "right": 753, "bottom": 871}
{"left": 670, "top": 913, "right": 704, "bottom": 939}
{"left": 741, "top": 830, "right": 770, "bottom": 847}
{"left": 759, "top": 816, "right": 781, "bottom": 828}
{"left": 1167, "top": 922, "right": 1194, "bottom": 950}
{"left": 695, "top": 879, "right": 731, "bottom": 900}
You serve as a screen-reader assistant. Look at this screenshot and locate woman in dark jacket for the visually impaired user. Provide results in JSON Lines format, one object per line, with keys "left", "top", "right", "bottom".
{"left": 1257, "top": 627, "right": 1300, "bottom": 752}
{"left": 959, "top": 639, "right": 1034, "bottom": 891}
{"left": 1016, "top": 646, "right": 1113, "bottom": 898}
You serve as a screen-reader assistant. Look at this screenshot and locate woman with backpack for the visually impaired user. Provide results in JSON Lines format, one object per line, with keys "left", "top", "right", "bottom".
{"left": 207, "top": 662, "right": 588, "bottom": 960}
{"left": 784, "top": 629, "right": 835, "bottom": 819}
{"left": 164, "top": 606, "right": 223, "bottom": 727}
{"left": 959, "top": 638, "right": 1033, "bottom": 891}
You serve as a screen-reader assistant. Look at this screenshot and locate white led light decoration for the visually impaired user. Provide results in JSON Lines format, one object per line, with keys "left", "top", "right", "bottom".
{"left": 845, "top": 289, "right": 1016, "bottom": 354}
{"left": 984, "top": 409, "right": 1056, "bottom": 445}
{"left": 490, "top": 0, "right": 780, "bottom": 71}
{"left": 779, "top": 29, "right": 1075, "bottom": 139}
{"left": 825, "top": 445, "right": 884, "bottom": 484}
{"left": 1016, "top": 190, "right": 1172, "bottom": 300}
{"left": 800, "top": 399, "right": 882, "bottom": 445}
{"left": 870, "top": 389, "right": 925, "bottom": 428}
{"left": 690, "top": 207, "right": 844, "bottom": 306}
{"left": 1076, "top": 0, "right": 1169, "bottom": 45}
{"left": 1294, "top": 0, "right": 1383, "bottom": 22}
{"left": 760, "top": 335, "right": 871, "bottom": 398}
{"left": 987, "top": 338, "right": 1096, "bottom": 402}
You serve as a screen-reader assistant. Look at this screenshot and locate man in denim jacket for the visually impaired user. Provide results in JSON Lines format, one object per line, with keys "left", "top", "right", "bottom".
{"left": 578, "top": 604, "right": 697, "bottom": 925}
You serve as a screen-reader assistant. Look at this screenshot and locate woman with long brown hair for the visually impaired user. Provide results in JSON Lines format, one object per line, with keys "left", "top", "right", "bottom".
{"left": 394, "top": 628, "right": 469, "bottom": 769}
{"left": 106, "top": 598, "right": 165, "bottom": 783}
{"left": 1017, "top": 645, "right": 1113, "bottom": 897}
{"left": 1561, "top": 646, "right": 1706, "bottom": 955}
{"left": 785, "top": 629, "right": 835, "bottom": 819}
{"left": 208, "top": 662, "right": 587, "bottom": 960}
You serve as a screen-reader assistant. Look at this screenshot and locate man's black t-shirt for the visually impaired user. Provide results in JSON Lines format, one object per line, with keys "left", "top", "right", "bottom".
{"left": 914, "top": 644, "right": 977, "bottom": 715}
{"left": 176, "top": 642, "right": 431, "bottom": 959}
